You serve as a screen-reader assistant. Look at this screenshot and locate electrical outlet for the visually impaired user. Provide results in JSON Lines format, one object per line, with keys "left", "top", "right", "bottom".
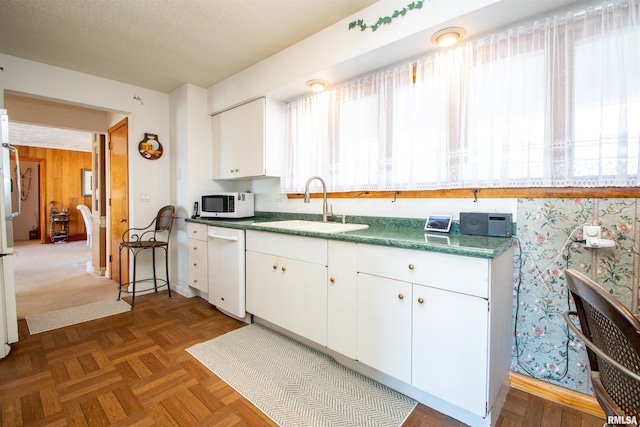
{"left": 583, "top": 225, "right": 615, "bottom": 248}
{"left": 583, "top": 225, "right": 601, "bottom": 240}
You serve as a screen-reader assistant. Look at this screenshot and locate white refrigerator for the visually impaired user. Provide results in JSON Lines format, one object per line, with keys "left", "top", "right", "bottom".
{"left": 0, "top": 109, "right": 20, "bottom": 359}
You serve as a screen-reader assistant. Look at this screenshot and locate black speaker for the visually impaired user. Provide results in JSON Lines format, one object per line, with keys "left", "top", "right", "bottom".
{"left": 460, "top": 212, "right": 512, "bottom": 237}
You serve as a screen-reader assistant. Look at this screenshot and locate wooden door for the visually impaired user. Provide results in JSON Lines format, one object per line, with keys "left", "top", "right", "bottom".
{"left": 108, "top": 119, "right": 128, "bottom": 284}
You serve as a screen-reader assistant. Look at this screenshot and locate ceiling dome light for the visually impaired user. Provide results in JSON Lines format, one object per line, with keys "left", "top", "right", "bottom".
{"left": 430, "top": 27, "right": 466, "bottom": 47}
{"left": 306, "top": 79, "right": 328, "bottom": 92}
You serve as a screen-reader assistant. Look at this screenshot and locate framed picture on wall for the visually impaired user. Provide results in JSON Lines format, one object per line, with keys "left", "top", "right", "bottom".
{"left": 81, "top": 168, "right": 92, "bottom": 196}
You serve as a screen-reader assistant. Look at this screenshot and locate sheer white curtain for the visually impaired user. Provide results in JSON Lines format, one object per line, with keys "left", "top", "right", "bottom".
{"left": 284, "top": 65, "right": 415, "bottom": 193}
{"left": 282, "top": 0, "right": 640, "bottom": 193}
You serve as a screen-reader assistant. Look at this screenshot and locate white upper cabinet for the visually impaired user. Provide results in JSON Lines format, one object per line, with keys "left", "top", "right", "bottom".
{"left": 211, "top": 97, "right": 283, "bottom": 180}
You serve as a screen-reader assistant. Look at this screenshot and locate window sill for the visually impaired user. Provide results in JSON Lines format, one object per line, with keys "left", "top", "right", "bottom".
{"left": 287, "top": 187, "right": 640, "bottom": 200}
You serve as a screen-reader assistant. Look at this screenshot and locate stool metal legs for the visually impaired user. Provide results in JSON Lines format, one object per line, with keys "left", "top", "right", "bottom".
{"left": 117, "top": 243, "right": 171, "bottom": 309}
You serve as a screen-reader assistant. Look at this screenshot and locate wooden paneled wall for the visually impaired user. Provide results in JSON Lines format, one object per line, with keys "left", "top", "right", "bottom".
{"left": 14, "top": 145, "right": 92, "bottom": 243}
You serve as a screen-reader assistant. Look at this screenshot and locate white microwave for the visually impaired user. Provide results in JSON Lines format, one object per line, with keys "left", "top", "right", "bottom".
{"left": 200, "top": 192, "right": 254, "bottom": 219}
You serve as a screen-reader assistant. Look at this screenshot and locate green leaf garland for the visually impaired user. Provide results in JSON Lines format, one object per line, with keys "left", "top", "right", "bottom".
{"left": 349, "top": 1, "right": 424, "bottom": 32}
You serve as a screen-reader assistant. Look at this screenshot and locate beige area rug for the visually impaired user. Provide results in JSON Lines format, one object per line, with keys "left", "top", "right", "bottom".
{"left": 14, "top": 240, "right": 118, "bottom": 319}
{"left": 26, "top": 299, "right": 131, "bottom": 334}
{"left": 188, "top": 324, "right": 417, "bottom": 427}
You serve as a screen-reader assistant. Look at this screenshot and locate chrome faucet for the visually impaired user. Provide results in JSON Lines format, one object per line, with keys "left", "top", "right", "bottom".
{"left": 304, "top": 176, "right": 333, "bottom": 222}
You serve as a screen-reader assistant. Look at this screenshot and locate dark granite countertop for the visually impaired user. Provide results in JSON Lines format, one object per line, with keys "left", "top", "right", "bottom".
{"left": 186, "top": 211, "right": 514, "bottom": 259}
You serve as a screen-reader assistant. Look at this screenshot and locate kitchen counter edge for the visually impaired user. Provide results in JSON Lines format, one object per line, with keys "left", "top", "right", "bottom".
{"left": 185, "top": 214, "right": 514, "bottom": 259}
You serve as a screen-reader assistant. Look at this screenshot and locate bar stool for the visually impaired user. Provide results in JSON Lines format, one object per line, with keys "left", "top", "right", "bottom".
{"left": 117, "top": 205, "right": 175, "bottom": 309}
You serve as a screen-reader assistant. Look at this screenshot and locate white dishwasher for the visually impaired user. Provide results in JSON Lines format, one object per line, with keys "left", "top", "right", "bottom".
{"left": 207, "top": 226, "right": 246, "bottom": 318}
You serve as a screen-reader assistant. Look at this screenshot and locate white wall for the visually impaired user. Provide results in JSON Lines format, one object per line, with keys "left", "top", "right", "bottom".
{"left": 252, "top": 177, "right": 517, "bottom": 220}
{"left": 1, "top": 53, "right": 171, "bottom": 226}
{"left": 1, "top": 53, "right": 171, "bottom": 280}
{"left": 169, "top": 83, "right": 249, "bottom": 295}
{"left": 207, "top": 0, "right": 501, "bottom": 112}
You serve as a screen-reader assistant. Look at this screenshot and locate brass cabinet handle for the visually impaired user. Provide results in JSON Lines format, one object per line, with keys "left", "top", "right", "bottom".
{"left": 193, "top": 247, "right": 198, "bottom": 250}
{"left": 408, "top": 264, "right": 415, "bottom": 270}
{"left": 272, "top": 264, "right": 278, "bottom": 270}
{"left": 330, "top": 277, "right": 335, "bottom": 283}
{"left": 281, "top": 266, "right": 287, "bottom": 272}
{"left": 398, "top": 293, "right": 404, "bottom": 300}
{"left": 193, "top": 263, "right": 198, "bottom": 267}
{"left": 417, "top": 297, "right": 424, "bottom": 304}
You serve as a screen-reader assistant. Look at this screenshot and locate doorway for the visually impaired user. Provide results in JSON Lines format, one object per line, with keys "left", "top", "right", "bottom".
{"left": 4, "top": 93, "right": 121, "bottom": 317}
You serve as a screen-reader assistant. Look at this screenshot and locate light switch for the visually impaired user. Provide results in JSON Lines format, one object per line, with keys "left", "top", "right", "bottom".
{"left": 140, "top": 192, "right": 151, "bottom": 202}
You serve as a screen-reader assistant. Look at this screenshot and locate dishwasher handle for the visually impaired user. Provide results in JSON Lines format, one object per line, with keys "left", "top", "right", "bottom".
{"left": 208, "top": 233, "right": 238, "bottom": 242}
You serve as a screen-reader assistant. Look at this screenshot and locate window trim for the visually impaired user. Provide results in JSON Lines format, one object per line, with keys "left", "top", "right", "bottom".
{"left": 287, "top": 187, "right": 640, "bottom": 200}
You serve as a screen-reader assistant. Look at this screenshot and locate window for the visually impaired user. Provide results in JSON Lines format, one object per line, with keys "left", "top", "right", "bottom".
{"left": 282, "top": 0, "right": 640, "bottom": 194}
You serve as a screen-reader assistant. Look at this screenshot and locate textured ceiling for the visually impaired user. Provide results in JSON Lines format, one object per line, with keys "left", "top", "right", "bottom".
{"left": 0, "top": 0, "right": 377, "bottom": 151}
{"left": 1, "top": 0, "right": 587, "bottom": 151}
{"left": 0, "top": 0, "right": 378, "bottom": 94}
{"left": 9, "top": 122, "right": 93, "bottom": 152}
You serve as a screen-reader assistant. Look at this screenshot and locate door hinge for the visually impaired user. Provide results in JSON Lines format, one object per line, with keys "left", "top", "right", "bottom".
{"left": 109, "top": 255, "right": 112, "bottom": 263}
{"left": 108, "top": 142, "right": 112, "bottom": 150}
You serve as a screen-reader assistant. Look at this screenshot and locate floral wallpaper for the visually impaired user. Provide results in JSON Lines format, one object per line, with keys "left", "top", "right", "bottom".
{"left": 512, "top": 198, "right": 639, "bottom": 395}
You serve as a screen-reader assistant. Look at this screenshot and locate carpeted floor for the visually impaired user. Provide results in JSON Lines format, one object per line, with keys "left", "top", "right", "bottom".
{"left": 188, "top": 323, "right": 417, "bottom": 427}
{"left": 13, "top": 240, "right": 119, "bottom": 319}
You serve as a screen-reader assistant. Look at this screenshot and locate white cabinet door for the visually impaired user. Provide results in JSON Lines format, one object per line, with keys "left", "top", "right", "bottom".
{"left": 357, "top": 273, "right": 412, "bottom": 383}
{"left": 246, "top": 250, "right": 282, "bottom": 326}
{"left": 327, "top": 240, "right": 358, "bottom": 358}
{"left": 212, "top": 98, "right": 265, "bottom": 179}
{"left": 187, "top": 254, "right": 207, "bottom": 291}
{"left": 412, "top": 284, "right": 489, "bottom": 417}
{"left": 212, "top": 98, "right": 282, "bottom": 180}
{"left": 282, "top": 257, "right": 327, "bottom": 346}
{"left": 207, "top": 227, "right": 246, "bottom": 318}
{"left": 246, "top": 250, "right": 328, "bottom": 346}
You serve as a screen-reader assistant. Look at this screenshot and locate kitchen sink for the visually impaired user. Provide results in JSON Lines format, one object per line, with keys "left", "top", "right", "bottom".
{"left": 252, "top": 220, "right": 369, "bottom": 234}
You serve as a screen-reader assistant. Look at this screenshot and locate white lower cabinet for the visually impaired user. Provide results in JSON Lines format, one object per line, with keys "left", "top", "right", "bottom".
{"left": 186, "top": 222, "right": 208, "bottom": 292}
{"left": 327, "top": 241, "right": 358, "bottom": 358}
{"left": 356, "top": 243, "right": 511, "bottom": 418}
{"left": 355, "top": 273, "right": 490, "bottom": 412}
{"left": 357, "top": 273, "right": 412, "bottom": 383}
{"left": 246, "top": 231, "right": 328, "bottom": 346}
{"left": 412, "top": 284, "right": 489, "bottom": 417}
{"left": 244, "top": 231, "right": 513, "bottom": 423}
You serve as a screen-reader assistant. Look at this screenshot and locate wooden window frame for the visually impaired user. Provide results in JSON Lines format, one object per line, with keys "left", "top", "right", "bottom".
{"left": 288, "top": 187, "right": 640, "bottom": 200}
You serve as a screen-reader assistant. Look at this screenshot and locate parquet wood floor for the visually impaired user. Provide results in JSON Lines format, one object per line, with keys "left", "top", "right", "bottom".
{"left": 0, "top": 292, "right": 605, "bottom": 426}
